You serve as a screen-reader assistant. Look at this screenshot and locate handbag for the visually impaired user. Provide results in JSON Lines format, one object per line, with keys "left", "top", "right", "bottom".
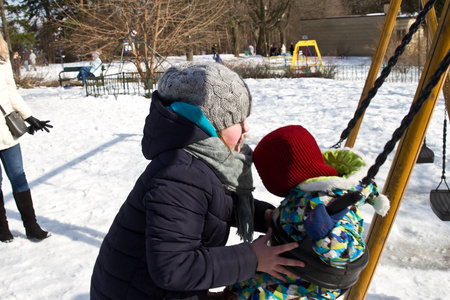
{"left": 0, "top": 105, "right": 29, "bottom": 138}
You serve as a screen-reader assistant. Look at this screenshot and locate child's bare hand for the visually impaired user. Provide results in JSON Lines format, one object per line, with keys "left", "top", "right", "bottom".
{"left": 252, "top": 228, "right": 305, "bottom": 281}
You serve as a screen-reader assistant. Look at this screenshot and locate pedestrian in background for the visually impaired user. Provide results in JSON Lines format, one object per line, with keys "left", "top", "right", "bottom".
{"left": 21, "top": 49, "right": 29, "bottom": 72}
{"left": 0, "top": 33, "right": 53, "bottom": 243}
{"left": 11, "top": 52, "right": 21, "bottom": 78}
{"left": 248, "top": 45, "right": 254, "bottom": 56}
{"left": 76, "top": 51, "right": 102, "bottom": 85}
{"left": 29, "top": 50, "right": 37, "bottom": 71}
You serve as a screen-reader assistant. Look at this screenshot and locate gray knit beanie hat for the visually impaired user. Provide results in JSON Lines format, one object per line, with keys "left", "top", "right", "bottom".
{"left": 157, "top": 62, "right": 252, "bottom": 131}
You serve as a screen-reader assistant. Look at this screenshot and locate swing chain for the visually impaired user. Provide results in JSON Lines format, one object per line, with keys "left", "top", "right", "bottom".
{"left": 436, "top": 108, "right": 450, "bottom": 190}
{"left": 361, "top": 49, "right": 450, "bottom": 186}
{"left": 442, "top": 111, "right": 446, "bottom": 180}
{"left": 332, "top": 0, "right": 438, "bottom": 149}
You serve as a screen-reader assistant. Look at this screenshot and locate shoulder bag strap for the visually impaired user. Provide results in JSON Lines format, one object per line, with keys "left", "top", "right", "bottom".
{"left": 0, "top": 105, "right": 7, "bottom": 116}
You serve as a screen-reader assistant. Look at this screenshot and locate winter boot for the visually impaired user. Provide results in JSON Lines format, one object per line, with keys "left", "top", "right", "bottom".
{"left": 14, "top": 190, "right": 50, "bottom": 240}
{"left": 0, "top": 192, "right": 14, "bottom": 243}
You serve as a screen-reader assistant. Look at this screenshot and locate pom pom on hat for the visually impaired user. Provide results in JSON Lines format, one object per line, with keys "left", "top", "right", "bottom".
{"left": 372, "top": 194, "right": 390, "bottom": 216}
{"left": 92, "top": 51, "right": 100, "bottom": 59}
{"left": 253, "top": 125, "right": 338, "bottom": 197}
{"left": 157, "top": 62, "right": 252, "bottom": 131}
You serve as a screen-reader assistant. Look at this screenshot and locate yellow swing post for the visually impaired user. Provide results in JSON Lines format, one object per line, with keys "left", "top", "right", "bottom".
{"left": 345, "top": 0, "right": 402, "bottom": 148}
{"left": 344, "top": 1, "right": 450, "bottom": 299}
{"left": 423, "top": 0, "right": 450, "bottom": 115}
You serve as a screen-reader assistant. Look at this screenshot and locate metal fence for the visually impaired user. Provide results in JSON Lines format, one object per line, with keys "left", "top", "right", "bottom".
{"left": 232, "top": 65, "right": 325, "bottom": 79}
{"left": 85, "top": 64, "right": 423, "bottom": 97}
{"left": 85, "top": 72, "right": 163, "bottom": 98}
{"left": 330, "top": 64, "right": 424, "bottom": 83}
{"left": 232, "top": 64, "right": 424, "bottom": 83}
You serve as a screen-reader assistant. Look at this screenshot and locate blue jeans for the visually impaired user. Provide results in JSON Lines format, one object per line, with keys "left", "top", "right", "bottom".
{"left": 77, "top": 66, "right": 94, "bottom": 84}
{"left": 0, "top": 144, "right": 29, "bottom": 193}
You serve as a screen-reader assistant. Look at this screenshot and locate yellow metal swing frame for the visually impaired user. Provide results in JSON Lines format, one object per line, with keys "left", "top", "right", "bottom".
{"left": 290, "top": 40, "right": 325, "bottom": 73}
{"left": 343, "top": 0, "right": 450, "bottom": 298}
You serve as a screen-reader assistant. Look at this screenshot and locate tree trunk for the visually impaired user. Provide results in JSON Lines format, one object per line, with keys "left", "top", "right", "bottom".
{"left": 186, "top": 48, "right": 193, "bottom": 61}
{"left": 257, "top": 25, "right": 266, "bottom": 56}
{"left": 256, "top": 0, "right": 267, "bottom": 56}
{"left": 230, "top": 18, "right": 240, "bottom": 57}
{"left": 0, "top": 0, "right": 12, "bottom": 52}
{"left": 279, "top": 29, "right": 284, "bottom": 48}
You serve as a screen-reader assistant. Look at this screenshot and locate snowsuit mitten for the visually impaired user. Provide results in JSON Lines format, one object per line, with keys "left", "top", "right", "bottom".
{"left": 303, "top": 204, "right": 349, "bottom": 240}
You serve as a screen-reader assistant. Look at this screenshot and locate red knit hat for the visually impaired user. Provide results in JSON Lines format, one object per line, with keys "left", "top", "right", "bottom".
{"left": 253, "top": 125, "right": 338, "bottom": 197}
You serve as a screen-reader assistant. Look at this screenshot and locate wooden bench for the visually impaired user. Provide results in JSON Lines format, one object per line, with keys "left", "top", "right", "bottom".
{"left": 58, "top": 66, "right": 105, "bottom": 86}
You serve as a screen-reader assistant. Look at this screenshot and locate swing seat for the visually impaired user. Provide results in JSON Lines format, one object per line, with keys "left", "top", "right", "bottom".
{"left": 417, "top": 144, "right": 434, "bottom": 164}
{"left": 430, "top": 190, "right": 450, "bottom": 221}
{"left": 270, "top": 200, "right": 369, "bottom": 290}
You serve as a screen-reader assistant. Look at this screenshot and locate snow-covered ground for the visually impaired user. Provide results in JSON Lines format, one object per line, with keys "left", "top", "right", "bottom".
{"left": 0, "top": 54, "right": 448, "bottom": 299}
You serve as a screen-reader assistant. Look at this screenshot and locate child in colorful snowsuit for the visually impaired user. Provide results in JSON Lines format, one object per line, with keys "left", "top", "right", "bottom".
{"left": 227, "top": 125, "right": 390, "bottom": 300}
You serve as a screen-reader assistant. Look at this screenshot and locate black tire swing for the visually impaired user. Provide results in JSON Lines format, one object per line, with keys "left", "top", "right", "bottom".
{"left": 430, "top": 107, "right": 450, "bottom": 221}
{"left": 270, "top": 0, "right": 450, "bottom": 290}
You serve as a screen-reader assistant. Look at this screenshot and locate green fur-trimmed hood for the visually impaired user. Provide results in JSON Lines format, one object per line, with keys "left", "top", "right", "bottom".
{"left": 297, "top": 148, "right": 390, "bottom": 216}
{"left": 298, "top": 148, "right": 370, "bottom": 192}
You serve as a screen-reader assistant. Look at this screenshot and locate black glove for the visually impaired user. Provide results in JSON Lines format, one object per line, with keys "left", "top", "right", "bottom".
{"left": 25, "top": 116, "right": 53, "bottom": 134}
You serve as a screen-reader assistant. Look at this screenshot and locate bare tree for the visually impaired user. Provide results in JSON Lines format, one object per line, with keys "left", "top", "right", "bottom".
{"left": 56, "top": 0, "right": 229, "bottom": 78}
{"left": 274, "top": 1, "right": 291, "bottom": 49}
{"left": 0, "top": 0, "right": 12, "bottom": 52}
{"left": 227, "top": 0, "right": 252, "bottom": 57}
{"left": 246, "top": 0, "right": 291, "bottom": 56}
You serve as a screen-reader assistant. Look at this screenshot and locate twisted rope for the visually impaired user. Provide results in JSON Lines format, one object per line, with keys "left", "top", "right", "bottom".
{"left": 362, "top": 49, "right": 450, "bottom": 185}
{"left": 333, "top": 0, "right": 437, "bottom": 148}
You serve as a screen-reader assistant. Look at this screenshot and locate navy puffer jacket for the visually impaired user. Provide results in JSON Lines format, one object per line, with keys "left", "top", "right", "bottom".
{"left": 90, "top": 92, "right": 274, "bottom": 299}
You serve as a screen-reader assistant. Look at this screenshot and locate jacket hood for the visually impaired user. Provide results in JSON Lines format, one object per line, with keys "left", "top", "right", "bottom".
{"left": 297, "top": 148, "right": 390, "bottom": 216}
{"left": 298, "top": 148, "right": 369, "bottom": 192}
{"left": 141, "top": 91, "right": 210, "bottom": 160}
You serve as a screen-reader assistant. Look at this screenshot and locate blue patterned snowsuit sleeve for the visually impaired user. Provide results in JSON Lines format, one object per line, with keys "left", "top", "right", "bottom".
{"left": 310, "top": 182, "right": 380, "bottom": 267}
